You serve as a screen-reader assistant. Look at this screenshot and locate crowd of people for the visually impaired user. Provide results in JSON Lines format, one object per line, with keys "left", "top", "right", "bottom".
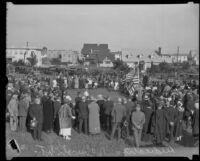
{"left": 6, "top": 71, "right": 199, "bottom": 147}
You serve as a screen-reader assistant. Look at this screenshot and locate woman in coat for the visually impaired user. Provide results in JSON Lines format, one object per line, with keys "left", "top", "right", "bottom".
{"left": 88, "top": 96, "right": 100, "bottom": 135}
{"left": 7, "top": 93, "right": 19, "bottom": 131}
{"left": 58, "top": 96, "right": 75, "bottom": 140}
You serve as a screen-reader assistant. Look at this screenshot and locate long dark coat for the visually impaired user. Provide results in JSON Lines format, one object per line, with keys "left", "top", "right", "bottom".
{"left": 174, "top": 107, "right": 184, "bottom": 138}
{"left": 53, "top": 101, "right": 61, "bottom": 134}
{"left": 142, "top": 105, "right": 154, "bottom": 135}
{"left": 151, "top": 109, "right": 167, "bottom": 143}
{"left": 42, "top": 96, "right": 54, "bottom": 131}
{"left": 192, "top": 108, "right": 199, "bottom": 135}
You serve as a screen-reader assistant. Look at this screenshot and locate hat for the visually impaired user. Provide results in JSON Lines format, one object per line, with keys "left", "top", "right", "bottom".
{"left": 97, "top": 94, "right": 103, "bottom": 100}
{"left": 66, "top": 95, "right": 72, "bottom": 101}
{"left": 117, "top": 97, "right": 122, "bottom": 103}
{"left": 84, "top": 91, "right": 89, "bottom": 97}
{"left": 144, "top": 95, "right": 149, "bottom": 100}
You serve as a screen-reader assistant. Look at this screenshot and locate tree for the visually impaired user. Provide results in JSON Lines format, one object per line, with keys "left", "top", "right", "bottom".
{"left": 27, "top": 51, "right": 38, "bottom": 67}
{"left": 182, "top": 61, "right": 190, "bottom": 70}
{"left": 113, "top": 59, "right": 129, "bottom": 72}
{"left": 158, "top": 62, "right": 171, "bottom": 72}
{"left": 12, "top": 59, "right": 26, "bottom": 66}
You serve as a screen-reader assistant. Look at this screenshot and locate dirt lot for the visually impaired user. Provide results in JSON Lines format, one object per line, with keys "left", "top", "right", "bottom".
{"left": 6, "top": 89, "right": 199, "bottom": 158}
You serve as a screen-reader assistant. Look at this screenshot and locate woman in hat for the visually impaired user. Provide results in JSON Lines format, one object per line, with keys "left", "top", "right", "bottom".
{"left": 7, "top": 93, "right": 19, "bottom": 131}
{"left": 58, "top": 96, "right": 75, "bottom": 140}
{"left": 88, "top": 96, "right": 100, "bottom": 135}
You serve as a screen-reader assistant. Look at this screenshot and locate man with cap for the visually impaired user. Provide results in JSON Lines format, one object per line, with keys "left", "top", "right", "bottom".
{"left": 131, "top": 104, "right": 145, "bottom": 147}
{"left": 110, "top": 97, "right": 126, "bottom": 141}
{"left": 7, "top": 92, "right": 19, "bottom": 131}
{"left": 78, "top": 96, "right": 89, "bottom": 134}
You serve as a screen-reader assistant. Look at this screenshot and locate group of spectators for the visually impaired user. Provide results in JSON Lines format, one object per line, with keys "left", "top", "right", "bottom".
{"left": 6, "top": 71, "right": 199, "bottom": 147}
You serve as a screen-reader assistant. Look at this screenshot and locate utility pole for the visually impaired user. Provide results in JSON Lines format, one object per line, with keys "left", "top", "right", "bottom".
{"left": 176, "top": 46, "right": 179, "bottom": 79}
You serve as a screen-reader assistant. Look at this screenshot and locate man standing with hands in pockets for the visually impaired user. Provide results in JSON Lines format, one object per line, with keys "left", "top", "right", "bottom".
{"left": 131, "top": 104, "right": 145, "bottom": 147}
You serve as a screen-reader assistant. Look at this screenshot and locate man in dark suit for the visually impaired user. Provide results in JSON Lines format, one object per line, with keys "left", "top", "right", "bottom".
{"left": 74, "top": 91, "right": 82, "bottom": 130}
{"left": 78, "top": 96, "right": 89, "bottom": 134}
{"left": 96, "top": 95, "right": 105, "bottom": 130}
{"left": 103, "top": 96, "right": 114, "bottom": 133}
{"left": 28, "top": 96, "right": 43, "bottom": 141}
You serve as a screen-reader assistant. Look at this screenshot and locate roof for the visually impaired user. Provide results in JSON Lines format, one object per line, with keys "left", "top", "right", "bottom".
{"left": 85, "top": 52, "right": 115, "bottom": 63}
{"left": 7, "top": 47, "right": 42, "bottom": 51}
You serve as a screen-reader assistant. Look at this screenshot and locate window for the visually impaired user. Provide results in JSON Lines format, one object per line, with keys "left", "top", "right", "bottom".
{"left": 105, "top": 61, "right": 110, "bottom": 64}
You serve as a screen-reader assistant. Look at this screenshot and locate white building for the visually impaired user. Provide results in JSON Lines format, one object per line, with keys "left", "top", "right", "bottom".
{"left": 121, "top": 48, "right": 164, "bottom": 69}
{"left": 6, "top": 47, "right": 47, "bottom": 67}
{"left": 61, "top": 50, "right": 79, "bottom": 64}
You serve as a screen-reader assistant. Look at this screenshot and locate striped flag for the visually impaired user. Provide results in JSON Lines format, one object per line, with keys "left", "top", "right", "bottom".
{"left": 126, "top": 82, "right": 135, "bottom": 96}
{"left": 123, "top": 64, "right": 139, "bottom": 83}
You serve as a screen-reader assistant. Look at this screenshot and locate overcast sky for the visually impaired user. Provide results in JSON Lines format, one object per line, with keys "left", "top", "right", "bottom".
{"left": 7, "top": 3, "right": 199, "bottom": 52}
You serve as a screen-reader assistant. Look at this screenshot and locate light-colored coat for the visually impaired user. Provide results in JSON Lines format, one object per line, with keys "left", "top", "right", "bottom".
{"left": 59, "top": 104, "right": 73, "bottom": 129}
{"left": 88, "top": 102, "right": 100, "bottom": 134}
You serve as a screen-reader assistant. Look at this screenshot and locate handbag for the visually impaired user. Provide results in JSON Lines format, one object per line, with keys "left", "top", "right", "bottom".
{"left": 29, "top": 118, "right": 38, "bottom": 129}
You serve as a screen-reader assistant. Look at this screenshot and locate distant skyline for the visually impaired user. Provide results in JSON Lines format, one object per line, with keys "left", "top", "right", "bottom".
{"left": 7, "top": 3, "right": 199, "bottom": 53}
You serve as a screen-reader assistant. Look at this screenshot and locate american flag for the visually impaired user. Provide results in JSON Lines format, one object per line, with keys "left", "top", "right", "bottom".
{"left": 123, "top": 64, "right": 139, "bottom": 83}
{"left": 126, "top": 82, "right": 135, "bottom": 96}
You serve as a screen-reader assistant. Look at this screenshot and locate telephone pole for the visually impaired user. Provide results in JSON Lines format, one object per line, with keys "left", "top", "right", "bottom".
{"left": 176, "top": 46, "right": 179, "bottom": 79}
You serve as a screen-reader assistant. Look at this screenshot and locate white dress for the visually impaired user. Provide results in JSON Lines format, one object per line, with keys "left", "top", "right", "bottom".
{"left": 59, "top": 128, "right": 71, "bottom": 137}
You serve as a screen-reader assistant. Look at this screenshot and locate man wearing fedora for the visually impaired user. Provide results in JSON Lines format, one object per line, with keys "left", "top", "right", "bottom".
{"left": 78, "top": 96, "right": 89, "bottom": 134}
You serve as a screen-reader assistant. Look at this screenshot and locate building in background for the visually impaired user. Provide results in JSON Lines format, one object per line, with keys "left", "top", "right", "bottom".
{"left": 121, "top": 48, "right": 164, "bottom": 69}
{"left": 6, "top": 47, "right": 47, "bottom": 67}
{"left": 81, "top": 43, "right": 110, "bottom": 57}
{"left": 47, "top": 49, "right": 79, "bottom": 64}
{"left": 61, "top": 50, "right": 79, "bottom": 64}
{"left": 111, "top": 51, "right": 122, "bottom": 60}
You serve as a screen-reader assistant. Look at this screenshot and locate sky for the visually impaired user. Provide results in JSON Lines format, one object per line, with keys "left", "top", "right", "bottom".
{"left": 6, "top": 3, "right": 199, "bottom": 53}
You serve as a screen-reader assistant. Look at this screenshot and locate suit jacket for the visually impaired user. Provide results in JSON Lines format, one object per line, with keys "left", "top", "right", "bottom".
{"left": 28, "top": 103, "right": 43, "bottom": 123}
{"left": 78, "top": 101, "right": 89, "bottom": 119}
{"left": 111, "top": 103, "right": 126, "bottom": 123}
{"left": 104, "top": 100, "right": 114, "bottom": 115}
{"left": 18, "top": 98, "right": 29, "bottom": 116}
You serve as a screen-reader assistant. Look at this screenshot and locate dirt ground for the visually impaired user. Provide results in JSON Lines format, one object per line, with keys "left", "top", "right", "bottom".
{"left": 6, "top": 89, "right": 199, "bottom": 158}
